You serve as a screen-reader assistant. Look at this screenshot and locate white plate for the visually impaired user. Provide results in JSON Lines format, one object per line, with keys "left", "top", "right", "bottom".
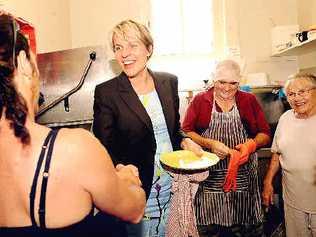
{"left": 160, "top": 150, "right": 220, "bottom": 170}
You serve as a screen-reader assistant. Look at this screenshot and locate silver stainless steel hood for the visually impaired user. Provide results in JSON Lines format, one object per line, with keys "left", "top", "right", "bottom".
{"left": 35, "top": 45, "right": 119, "bottom": 128}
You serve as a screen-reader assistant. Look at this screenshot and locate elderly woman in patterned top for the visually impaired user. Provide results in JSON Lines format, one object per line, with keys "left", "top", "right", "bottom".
{"left": 182, "top": 59, "right": 271, "bottom": 237}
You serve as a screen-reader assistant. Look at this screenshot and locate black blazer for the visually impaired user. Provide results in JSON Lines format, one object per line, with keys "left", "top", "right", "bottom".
{"left": 93, "top": 70, "right": 187, "bottom": 199}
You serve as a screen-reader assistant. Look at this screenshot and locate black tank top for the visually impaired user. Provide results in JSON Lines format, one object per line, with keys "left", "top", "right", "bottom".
{"left": 0, "top": 129, "right": 100, "bottom": 237}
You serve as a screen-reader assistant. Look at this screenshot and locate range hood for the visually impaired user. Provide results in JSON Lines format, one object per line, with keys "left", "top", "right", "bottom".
{"left": 36, "top": 45, "right": 119, "bottom": 127}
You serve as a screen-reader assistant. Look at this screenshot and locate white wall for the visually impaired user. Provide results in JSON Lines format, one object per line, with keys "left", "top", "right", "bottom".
{"left": 297, "top": 0, "right": 316, "bottom": 30}
{"left": 69, "top": 0, "right": 150, "bottom": 53}
{"left": 297, "top": 0, "right": 316, "bottom": 72}
{"left": 225, "top": 0, "right": 299, "bottom": 83}
{"left": 1, "top": 0, "right": 72, "bottom": 53}
{"left": 1, "top": 0, "right": 150, "bottom": 54}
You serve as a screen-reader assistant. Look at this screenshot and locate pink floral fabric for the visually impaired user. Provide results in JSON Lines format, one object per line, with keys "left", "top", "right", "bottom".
{"left": 166, "top": 171, "right": 209, "bottom": 237}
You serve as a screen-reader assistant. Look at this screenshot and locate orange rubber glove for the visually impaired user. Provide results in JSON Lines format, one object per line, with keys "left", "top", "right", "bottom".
{"left": 235, "top": 139, "right": 257, "bottom": 165}
{"left": 223, "top": 149, "right": 242, "bottom": 192}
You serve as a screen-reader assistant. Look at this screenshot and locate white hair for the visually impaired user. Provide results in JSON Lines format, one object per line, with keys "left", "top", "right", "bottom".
{"left": 213, "top": 59, "right": 241, "bottom": 82}
{"left": 284, "top": 72, "right": 316, "bottom": 94}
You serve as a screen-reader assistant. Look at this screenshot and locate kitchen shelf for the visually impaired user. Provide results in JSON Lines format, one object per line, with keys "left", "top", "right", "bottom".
{"left": 250, "top": 85, "right": 282, "bottom": 93}
{"left": 272, "top": 35, "right": 316, "bottom": 57}
{"left": 180, "top": 85, "right": 282, "bottom": 95}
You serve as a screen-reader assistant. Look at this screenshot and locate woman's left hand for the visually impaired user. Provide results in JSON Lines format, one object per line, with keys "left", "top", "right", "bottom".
{"left": 235, "top": 139, "right": 257, "bottom": 163}
{"left": 181, "top": 138, "right": 204, "bottom": 157}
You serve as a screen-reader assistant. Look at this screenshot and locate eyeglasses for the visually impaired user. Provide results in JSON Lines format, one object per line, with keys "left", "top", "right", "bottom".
{"left": 11, "top": 18, "right": 20, "bottom": 68}
{"left": 287, "top": 88, "right": 315, "bottom": 99}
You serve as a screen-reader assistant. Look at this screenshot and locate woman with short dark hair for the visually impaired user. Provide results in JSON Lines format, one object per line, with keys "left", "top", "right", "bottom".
{"left": 0, "top": 12, "right": 145, "bottom": 236}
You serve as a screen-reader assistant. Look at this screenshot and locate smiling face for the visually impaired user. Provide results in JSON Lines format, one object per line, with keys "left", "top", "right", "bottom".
{"left": 213, "top": 66, "right": 240, "bottom": 101}
{"left": 286, "top": 78, "right": 316, "bottom": 118}
{"left": 113, "top": 31, "right": 151, "bottom": 79}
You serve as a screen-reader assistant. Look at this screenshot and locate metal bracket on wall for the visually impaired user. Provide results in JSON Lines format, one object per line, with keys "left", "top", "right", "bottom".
{"left": 35, "top": 51, "right": 96, "bottom": 118}
{"left": 64, "top": 97, "right": 69, "bottom": 112}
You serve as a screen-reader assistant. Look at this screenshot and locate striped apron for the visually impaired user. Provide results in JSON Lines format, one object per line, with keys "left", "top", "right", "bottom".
{"left": 195, "top": 100, "right": 262, "bottom": 226}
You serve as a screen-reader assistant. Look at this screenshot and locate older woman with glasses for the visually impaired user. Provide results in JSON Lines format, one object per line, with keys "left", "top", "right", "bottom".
{"left": 263, "top": 73, "right": 316, "bottom": 237}
{"left": 182, "top": 59, "right": 271, "bottom": 236}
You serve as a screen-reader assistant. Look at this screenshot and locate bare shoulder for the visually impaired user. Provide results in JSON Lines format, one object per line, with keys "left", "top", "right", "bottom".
{"left": 58, "top": 128, "right": 98, "bottom": 147}
{"left": 52, "top": 128, "right": 119, "bottom": 199}
{"left": 55, "top": 128, "right": 110, "bottom": 164}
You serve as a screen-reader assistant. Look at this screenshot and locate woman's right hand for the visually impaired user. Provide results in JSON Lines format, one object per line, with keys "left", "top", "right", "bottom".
{"left": 116, "top": 164, "right": 142, "bottom": 187}
{"left": 208, "top": 140, "right": 230, "bottom": 159}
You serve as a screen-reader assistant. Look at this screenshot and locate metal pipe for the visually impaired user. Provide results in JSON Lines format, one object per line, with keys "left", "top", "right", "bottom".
{"left": 35, "top": 51, "right": 96, "bottom": 119}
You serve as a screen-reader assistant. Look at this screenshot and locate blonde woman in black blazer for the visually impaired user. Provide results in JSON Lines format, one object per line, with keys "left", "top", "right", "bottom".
{"left": 93, "top": 20, "right": 202, "bottom": 237}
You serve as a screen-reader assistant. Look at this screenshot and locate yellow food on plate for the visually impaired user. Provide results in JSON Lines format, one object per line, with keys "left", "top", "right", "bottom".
{"left": 160, "top": 150, "right": 219, "bottom": 170}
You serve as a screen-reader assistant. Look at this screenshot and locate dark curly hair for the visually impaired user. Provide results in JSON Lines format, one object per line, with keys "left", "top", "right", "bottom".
{"left": 0, "top": 13, "right": 32, "bottom": 145}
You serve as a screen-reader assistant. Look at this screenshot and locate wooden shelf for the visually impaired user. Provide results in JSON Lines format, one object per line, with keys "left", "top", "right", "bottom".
{"left": 250, "top": 85, "right": 282, "bottom": 93}
{"left": 272, "top": 35, "right": 316, "bottom": 57}
{"left": 179, "top": 85, "right": 282, "bottom": 95}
